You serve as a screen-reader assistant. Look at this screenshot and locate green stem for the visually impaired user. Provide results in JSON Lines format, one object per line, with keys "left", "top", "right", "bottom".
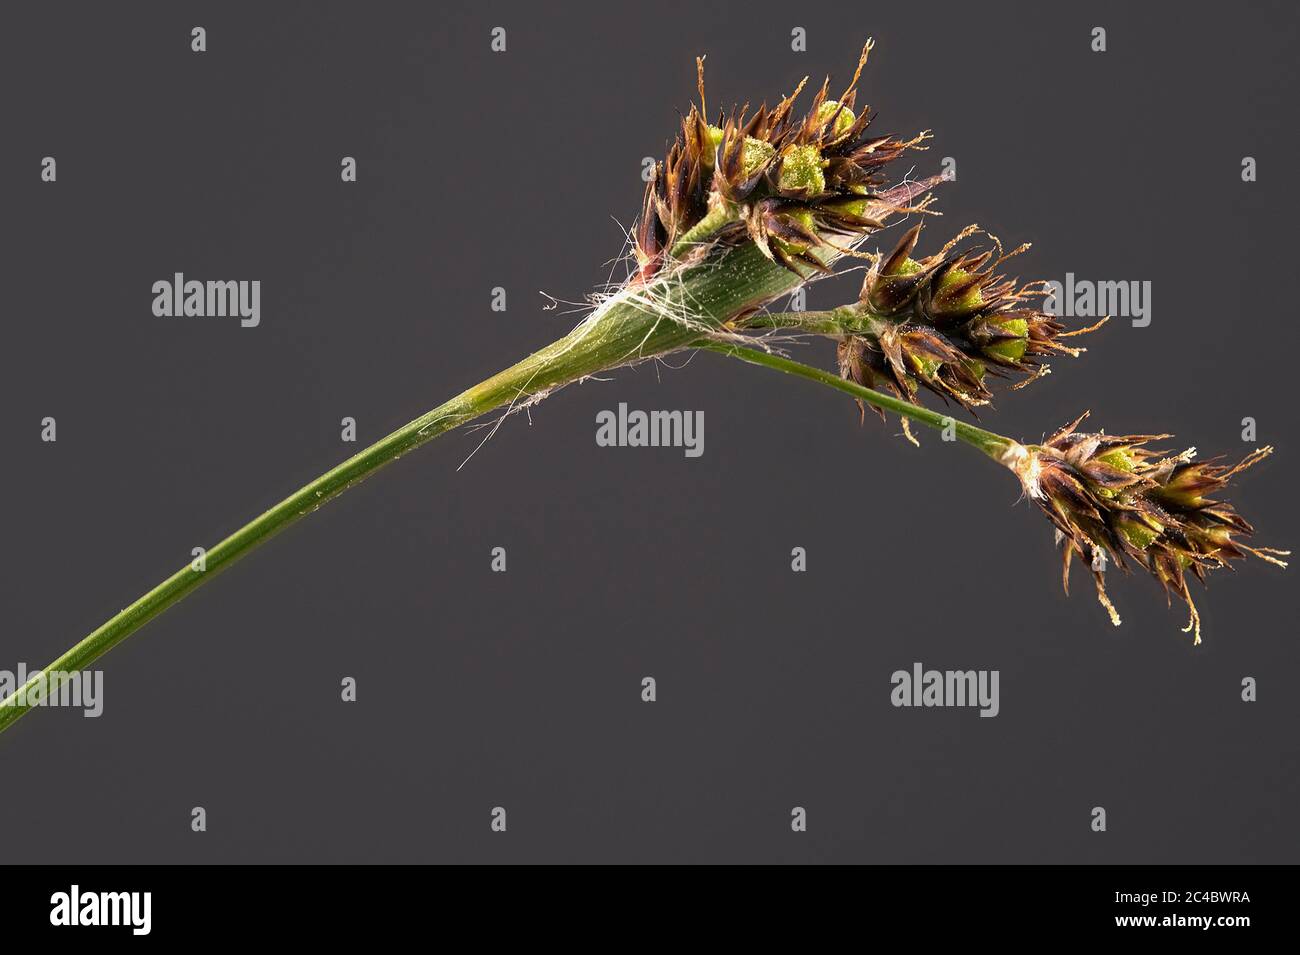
{"left": 0, "top": 347, "right": 562, "bottom": 734}
{"left": 698, "top": 339, "right": 1015, "bottom": 459}
{"left": 736, "top": 307, "right": 876, "bottom": 336}
{"left": 668, "top": 201, "right": 738, "bottom": 258}
{"left": 0, "top": 242, "right": 810, "bottom": 736}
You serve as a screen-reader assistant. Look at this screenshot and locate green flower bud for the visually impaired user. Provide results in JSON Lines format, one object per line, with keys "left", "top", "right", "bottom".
{"left": 930, "top": 266, "right": 985, "bottom": 320}
{"left": 815, "top": 100, "right": 856, "bottom": 137}
{"left": 1153, "top": 467, "right": 1217, "bottom": 508}
{"left": 907, "top": 352, "right": 941, "bottom": 379}
{"left": 863, "top": 224, "right": 929, "bottom": 315}
{"left": 827, "top": 183, "right": 870, "bottom": 218}
{"left": 1116, "top": 514, "right": 1163, "bottom": 550}
{"left": 982, "top": 316, "right": 1027, "bottom": 363}
{"left": 1097, "top": 448, "right": 1137, "bottom": 473}
{"left": 777, "top": 144, "right": 826, "bottom": 195}
{"left": 773, "top": 208, "right": 819, "bottom": 255}
{"left": 887, "top": 257, "right": 923, "bottom": 278}
{"left": 740, "top": 136, "right": 775, "bottom": 180}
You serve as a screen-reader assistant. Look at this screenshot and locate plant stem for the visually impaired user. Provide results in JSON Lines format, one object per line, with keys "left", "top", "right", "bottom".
{"left": 699, "top": 339, "right": 1015, "bottom": 459}
{"left": 0, "top": 352, "right": 542, "bottom": 734}
{"left": 669, "top": 201, "right": 737, "bottom": 257}
{"left": 0, "top": 242, "right": 812, "bottom": 737}
{"left": 737, "top": 308, "right": 874, "bottom": 335}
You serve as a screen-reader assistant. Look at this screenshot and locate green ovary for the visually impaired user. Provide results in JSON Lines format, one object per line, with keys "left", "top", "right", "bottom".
{"left": 740, "top": 137, "right": 775, "bottom": 179}
{"left": 1097, "top": 448, "right": 1137, "bottom": 472}
{"left": 907, "top": 353, "right": 941, "bottom": 379}
{"left": 1118, "top": 521, "right": 1160, "bottom": 550}
{"left": 777, "top": 144, "right": 826, "bottom": 194}
{"left": 815, "top": 100, "right": 856, "bottom": 137}
{"left": 936, "top": 267, "right": 984, "bottom": 315}
{"left": 773, "top": 208, "right": 819, "bottom": 255}
{"left": 983, "top": 317, "right": 1028, "bottom": 362}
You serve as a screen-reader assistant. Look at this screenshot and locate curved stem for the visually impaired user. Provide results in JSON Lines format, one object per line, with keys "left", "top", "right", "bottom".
{"left": 1, "top": 241, "right": 812, "bottom": 737}
{"left": 0, "top": 308, "right": 679, "bottom": 735}
{"left": 0, "top": 350, "right": 551, "bottom": 733}
{"left": 698, "top": 339, "right": 1015, "bottom": 459}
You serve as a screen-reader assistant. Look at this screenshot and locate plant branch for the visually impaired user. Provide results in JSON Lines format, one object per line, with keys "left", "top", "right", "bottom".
{"left": 737, "top": 308, "right": 880, "bottom": 335}
{"left": 697, "top": 339, "right": 1016, "bottom": 460}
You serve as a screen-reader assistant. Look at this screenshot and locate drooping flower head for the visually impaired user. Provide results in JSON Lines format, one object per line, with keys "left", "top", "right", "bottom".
{"left": 635, "top": 41, "right": 936, "bottom": 281}
{"left": 1007, "top": 413, "right": 1289, "bottom": 642}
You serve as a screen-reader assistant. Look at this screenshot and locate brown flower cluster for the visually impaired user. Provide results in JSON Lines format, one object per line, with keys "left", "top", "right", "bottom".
{"left": 635, "top": 41, "right": 932, "bottom": 280}
{"left": 1011, "top": 414, "right": 1289, "bottom": 642}
{"left": 837, "top": 224, "right": 1103, "bottom": 422}
{"left": 631, "top": 43, "right": 1285, "bottom": 643}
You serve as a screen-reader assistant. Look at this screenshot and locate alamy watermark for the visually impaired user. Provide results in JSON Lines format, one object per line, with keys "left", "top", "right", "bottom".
{"left": 152, "top": 274, "right": 261, "bottom": 327}
{"left": 0, "top": 664, "right": 103, "bottom": 717}
{"left": 50, "top": 885, "right": 150, "bottom": 935}
{"left": 1043, "top": 273, "right": 1151, "bottom": 327}
{"left": 891, "top": 661, "right": 999, "bottom": 717}
{"left": 596, "top": 403, "right": 704, "bottom": 458}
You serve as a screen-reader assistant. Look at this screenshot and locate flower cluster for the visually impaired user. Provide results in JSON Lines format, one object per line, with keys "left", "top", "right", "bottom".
{"left": 634, "top": 43, "right": 1284, "bottom": 644}
{"left": 1009, "top": 414, "right": 1289, "bottom": 642}
{"left": 635, "top": 41, "right": 932, "bottom": 280}
{"left": 836, "top": 224, "right": 1101, "bottom": 420}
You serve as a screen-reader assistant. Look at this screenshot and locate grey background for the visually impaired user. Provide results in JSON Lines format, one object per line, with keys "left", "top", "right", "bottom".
{"left": 1, "top": 0, "right": 1296, "bottom": 863}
